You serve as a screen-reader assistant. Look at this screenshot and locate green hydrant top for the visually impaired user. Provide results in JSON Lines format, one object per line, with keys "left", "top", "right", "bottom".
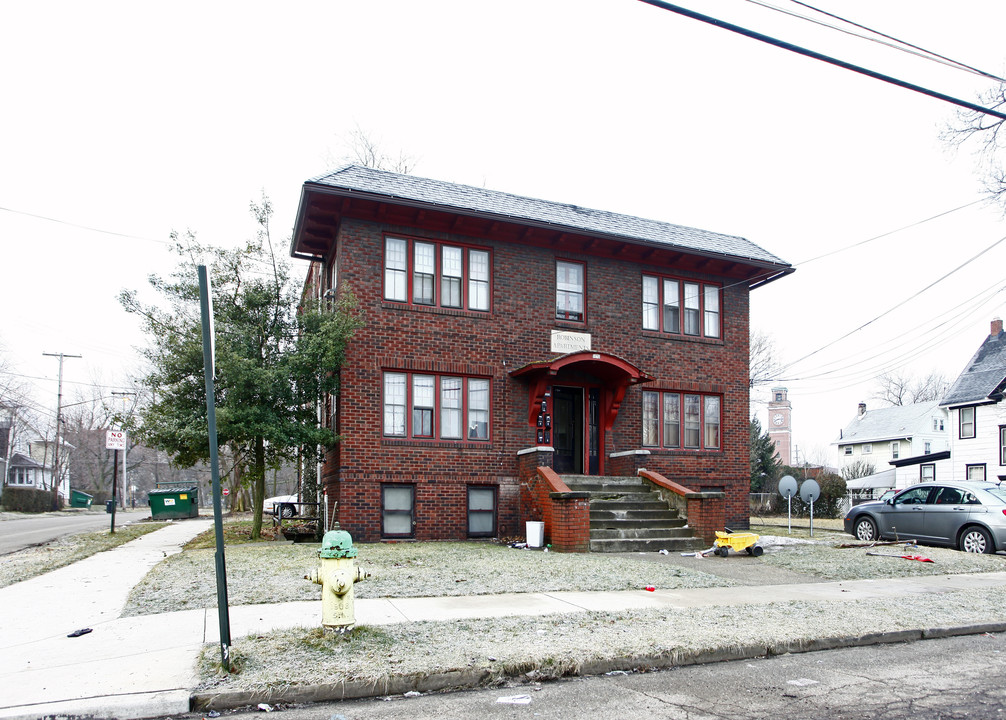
{"left": 319, "top": 529, "right": 358, "bottom": 558}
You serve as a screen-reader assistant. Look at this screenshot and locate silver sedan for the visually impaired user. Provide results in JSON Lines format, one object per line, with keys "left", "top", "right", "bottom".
{"left": 843, "top": 481, "right": 1006, "bottom": 553}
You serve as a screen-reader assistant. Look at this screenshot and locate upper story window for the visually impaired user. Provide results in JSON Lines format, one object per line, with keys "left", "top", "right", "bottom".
{"left": 960, "top": 406, "right": 976, "bottom": 439}
{"left": 862, "top": 443, "right": 873, "bottom": 454}
{"left": 1000, "top": 426, "right": 1006, "bottom": 465}
{"left": 383, "top": 371, "right": 490, "bottom": 442}
{"left": 924, "top": 441, "right": 932, "bottom": 454}
{"left": 843, "top": 445, "right": 852, "bottom": 456}
{"left": 642, "top": 390, "right": 721, "bottom": 450}
{"left": 966, "top": 463, "right": 986, "bottom": 481}
{"left": 642, "top": 275, "right": 721, "bottom": 338}
{"left": 384, "top": 236, "right": 490, "bottom": 312}
{"left": 891, "top": 441, "right": 900, "bottom": 459}
{"left": 932, "top": 417, "right": 944, "bottom": 431}
{"left": 555, "top": 260, "right": 584, "bottom": 322}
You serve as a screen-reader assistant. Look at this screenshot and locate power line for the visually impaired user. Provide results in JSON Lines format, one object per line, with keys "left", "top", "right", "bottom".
{"left": 785, "top": 0, "right": 1006, "bottom": 83}
{"left": 637, "top": 0, "right": 1006, "bottom": 121}
{"left": 777, "top": 233, "right": 1006, "bottom": 373}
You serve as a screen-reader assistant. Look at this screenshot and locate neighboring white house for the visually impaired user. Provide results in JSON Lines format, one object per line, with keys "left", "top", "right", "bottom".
{"left": 0, "top": 408, "right": 70, "bottom": 501}
{"left": 834, "top": 400, "right": 949, "bottom": 474}
{"left": 940, "top": 318, "right": 1006, "bottom": 483}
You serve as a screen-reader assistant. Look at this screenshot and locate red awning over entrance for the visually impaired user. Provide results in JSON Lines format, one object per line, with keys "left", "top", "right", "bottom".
{"left": 509, "top": 351, "right": 653, "bottom": 430}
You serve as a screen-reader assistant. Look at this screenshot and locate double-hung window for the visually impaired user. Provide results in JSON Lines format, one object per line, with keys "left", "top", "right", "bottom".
{"left": 384, "top": 371, "right": 491, "bottom": 441}
{"left": 1000, "top": 426, "right": 1006, "bottom": 465}
{"left": 642, "top": 390, "right": 721, "bottom": 450}
{"left": 642, "top": 274, "right": 720, "bottom": 338}
{"left": 555, "top": 260, "right": 584, "bottom": 322}
{"left": 960, "top": 406, "right": 976, "bottom": 439}
{"left": 384, "top": 236, "right": 490, "bottom": 311}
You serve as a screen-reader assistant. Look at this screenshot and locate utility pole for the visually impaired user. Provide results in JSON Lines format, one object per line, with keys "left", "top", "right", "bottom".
{"left": 42, "top": 352, "right": 81, "bottom": 510}
{"left": 111, "top": 391, "right": 136, "bottom": 509}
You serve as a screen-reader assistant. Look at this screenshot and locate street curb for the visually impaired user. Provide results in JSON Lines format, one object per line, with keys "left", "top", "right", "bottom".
{"left": 190, "top": 621, "right": 1006, "bottom": 712}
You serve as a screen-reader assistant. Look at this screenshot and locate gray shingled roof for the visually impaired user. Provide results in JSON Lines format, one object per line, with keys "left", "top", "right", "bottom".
{"left": 836, "top": 401, "right": 943, "bottom": 444}
{"left": 305, "top": 165, "right": 790, "bottom": 268}
{"left": 941, "top": 329, "right": 1006, "bottom": 407}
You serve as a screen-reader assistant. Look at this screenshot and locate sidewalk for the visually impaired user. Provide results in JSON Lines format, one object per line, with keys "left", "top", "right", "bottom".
{"left": 4, "top": 523, "right": 1006, "bottom": 719}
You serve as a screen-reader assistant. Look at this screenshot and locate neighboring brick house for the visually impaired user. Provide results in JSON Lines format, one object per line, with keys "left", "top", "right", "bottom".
{"left": 290, "top": 165, "right": 792, "bottom": 542}
{"left": 940, "top": 318, "right": 1006, "bottom": 482}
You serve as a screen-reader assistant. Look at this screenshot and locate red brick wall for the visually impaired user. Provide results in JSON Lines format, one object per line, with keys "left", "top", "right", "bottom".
{"left": 323, "top": 216, "right": 752, "bottom": 540}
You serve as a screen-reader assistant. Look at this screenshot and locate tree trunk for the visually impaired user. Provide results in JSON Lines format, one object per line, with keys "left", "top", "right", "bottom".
{"left": 250, "top": 436, "right": 266, "bottom": 540}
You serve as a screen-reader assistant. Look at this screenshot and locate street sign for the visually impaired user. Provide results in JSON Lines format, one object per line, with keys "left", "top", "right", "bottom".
{"left": 105, "top": 430, "right": 127, "bottom": 451}
{"left": 222, "top": 488, "right": 230, "bottom": 497}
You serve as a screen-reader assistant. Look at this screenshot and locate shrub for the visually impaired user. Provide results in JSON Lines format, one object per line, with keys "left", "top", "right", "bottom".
{"left": 1, "top": 486, "right": 64, "bottom": 512}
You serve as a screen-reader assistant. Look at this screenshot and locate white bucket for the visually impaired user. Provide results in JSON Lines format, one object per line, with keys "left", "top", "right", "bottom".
{"left": 526, "top": 521, "right": 545, "bottom": 548}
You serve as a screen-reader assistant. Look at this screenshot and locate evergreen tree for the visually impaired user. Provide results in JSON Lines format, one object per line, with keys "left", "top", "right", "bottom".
{"left": 119, "top": 197, "right": 361, "bottom": 539}
{"left": 750, "top": 417, "right": 781, "bottom": 492}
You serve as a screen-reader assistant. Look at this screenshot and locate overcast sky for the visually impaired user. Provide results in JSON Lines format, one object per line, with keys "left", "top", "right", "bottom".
{"left": 3, "top": 0, "right": 1005, "bottom": 465}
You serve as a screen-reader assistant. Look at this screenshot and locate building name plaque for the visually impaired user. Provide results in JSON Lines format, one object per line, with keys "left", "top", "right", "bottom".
{"left": 551, "top": 329, "right": 591, "bottom": 353}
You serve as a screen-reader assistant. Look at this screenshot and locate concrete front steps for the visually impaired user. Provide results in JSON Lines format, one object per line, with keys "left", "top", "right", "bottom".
{"left": 561, "top": 475, "right": 705, "bottom": 553}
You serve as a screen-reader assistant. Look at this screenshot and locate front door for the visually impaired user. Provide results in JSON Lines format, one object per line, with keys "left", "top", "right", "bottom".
{"left": 552, "top": 386, "right": 583, "bottom": 474}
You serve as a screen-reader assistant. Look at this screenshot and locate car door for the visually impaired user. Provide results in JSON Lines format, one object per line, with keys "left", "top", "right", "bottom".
{"left": 923, "top": 486, "right": 972, "bottom": 544}
{"left": 877, "top": 485, "right": 933, "bottom": 539}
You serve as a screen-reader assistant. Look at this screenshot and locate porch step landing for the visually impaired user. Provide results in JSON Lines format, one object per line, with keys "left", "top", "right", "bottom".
{"left": 561, "top": 475, "right": 705, "bottom": 553}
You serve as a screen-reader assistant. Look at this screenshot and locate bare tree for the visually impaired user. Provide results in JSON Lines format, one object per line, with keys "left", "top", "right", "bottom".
{"left": 873, "top": 370, "right": 950, "bottom": 406}
{"left": 333, "top": 126, "right": 417, "bottom": 174}
{"left": 749, "top": 329, "right": 782, "bottom": 388}
{"left": 841, "top": 459, "right": 876, "bottom": 481}
{"left": 943, "top": 83, "right": 1006, "bottom": 208}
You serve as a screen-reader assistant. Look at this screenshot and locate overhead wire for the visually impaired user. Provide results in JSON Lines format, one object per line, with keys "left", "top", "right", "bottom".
{"left": 637, "top": 0, "right": 1006, "bottom": 121}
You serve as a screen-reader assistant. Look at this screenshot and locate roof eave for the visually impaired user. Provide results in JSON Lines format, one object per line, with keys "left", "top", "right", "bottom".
{"left": 295, "top": 182, "right": 793, "bottom": 280}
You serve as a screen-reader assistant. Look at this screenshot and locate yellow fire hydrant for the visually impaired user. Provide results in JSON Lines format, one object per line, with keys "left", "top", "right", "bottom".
{"left": 305, "top": 530, "right": 368, "bottom": 630}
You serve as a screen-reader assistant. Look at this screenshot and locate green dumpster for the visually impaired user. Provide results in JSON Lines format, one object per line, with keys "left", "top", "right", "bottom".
{"left": 70, "top": 490, "right": 93, "bottom": 508}
{"left": 148, "top": 486, "right": 199, "bottom": 519}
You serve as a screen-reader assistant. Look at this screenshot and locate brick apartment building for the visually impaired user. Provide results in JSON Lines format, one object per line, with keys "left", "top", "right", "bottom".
{"left": 290, "top": 165, "right": 792, "bottom": 544}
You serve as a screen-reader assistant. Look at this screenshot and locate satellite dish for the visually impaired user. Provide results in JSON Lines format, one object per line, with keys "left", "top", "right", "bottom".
{"left": 778, "top": 475, "right": 797, "bottom": 498}
{"left": 801, "top": 479, "right": 821, "bottom": 504}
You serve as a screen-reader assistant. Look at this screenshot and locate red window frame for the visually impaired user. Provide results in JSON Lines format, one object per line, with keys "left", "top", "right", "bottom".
{"left": 383, "top": 234, "right": 491, "bottom": 312}
{"left": 642, "top": 389, "right": 722, "bottom": 450}
{"left": 642, "top": 274, "right": 721, "bottom": 338}
{"left": 382, "top": 370, "right": 492, "bottom": 442}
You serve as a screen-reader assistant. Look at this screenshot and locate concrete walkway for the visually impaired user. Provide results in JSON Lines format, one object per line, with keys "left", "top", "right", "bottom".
{"left": 4, "top": 523, "right": 1006, "bottom": 719}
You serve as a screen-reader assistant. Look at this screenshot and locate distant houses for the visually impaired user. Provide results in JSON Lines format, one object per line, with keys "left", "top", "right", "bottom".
{"left": 835, "top": 318, "right": 1006, "bottom": 495}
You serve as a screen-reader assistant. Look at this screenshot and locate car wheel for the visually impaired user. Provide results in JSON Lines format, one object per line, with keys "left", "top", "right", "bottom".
{"left": 959, "top": 526, "right": 994, "bottom": 554}
{"left": 854, "top": 517, "right": 878, "bottom": 542}
{"left": 280, "top": 504, "right": 295, "bottom": 519}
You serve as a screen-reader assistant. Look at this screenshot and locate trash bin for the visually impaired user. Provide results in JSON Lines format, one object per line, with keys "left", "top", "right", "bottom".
{"left": 526, "top": 521, "right": 545, "bottom": 548}
{"left": 70, "top": 490, "right": 93, "bottom": 508}
{"left": 105, "top": 500, "right": 115, "bottom": 514}
{"left": 148, "top": 486, "right": 199, "bottom": 519}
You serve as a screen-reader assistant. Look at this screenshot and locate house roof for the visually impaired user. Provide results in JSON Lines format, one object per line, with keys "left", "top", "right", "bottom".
{"left": 292, "top": 165, "right": 793, "bottom": 286}
{"left": 941, "top": 327, "right": 1006, "bottom": 407}
{"left": 7, "top": 452, "right": 42, "bottom": 469}
{"left": 835, "top": 401, "right": 943, "bottom": 445}
{"left": 845, "top": 469, "right": 895, "bottom": 490}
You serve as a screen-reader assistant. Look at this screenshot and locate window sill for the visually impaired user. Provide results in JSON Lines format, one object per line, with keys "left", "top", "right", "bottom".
{"left": 381, "top": 301, "right": 489, "bottom": 319}
{"left": 641, "top": 447, "right": 723, "bottom": 455}
{"left": 641, "top": 330, "right": 724, "bottom": 345}
{"left": 383, "top": 438, "right": 491, "bottom": 449}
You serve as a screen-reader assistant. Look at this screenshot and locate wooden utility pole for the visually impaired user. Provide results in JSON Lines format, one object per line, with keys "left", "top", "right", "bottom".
{"left": 42, "top": 352, "right": 81, "bottom": 510}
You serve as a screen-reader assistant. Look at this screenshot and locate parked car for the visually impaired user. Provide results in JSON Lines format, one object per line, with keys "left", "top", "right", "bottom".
{"left": 844, "top": 481, "right": 1006, "bottom": 553}
{"left": 264, "top": 494, "right": 298, "bottom": 518}
{"left": 877, "top": 489, "right": 896, "bottom": 503}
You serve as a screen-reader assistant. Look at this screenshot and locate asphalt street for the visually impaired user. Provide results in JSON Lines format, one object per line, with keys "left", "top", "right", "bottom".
{"left": 0, "top": 509, "right": 143, "bottom": 554}
{"left": 187, "top": 632, "right": 1006, "bottom": 720}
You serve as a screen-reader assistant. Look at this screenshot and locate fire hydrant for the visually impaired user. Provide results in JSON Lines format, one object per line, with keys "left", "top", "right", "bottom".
{"left": 305, "top": 530, "right": 368, "bottom": 630}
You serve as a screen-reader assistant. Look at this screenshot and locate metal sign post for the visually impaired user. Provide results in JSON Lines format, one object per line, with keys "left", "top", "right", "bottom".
{"left": 105, "top": 430, "right": 126, "bottom": 534}
{"left": 778, "top": 476, "right": 797, "bottom": 535}
{"left": 801, "top": 479, "right": 821, "bottom": 538}
{"left": 198, "top": 265, "right": 231, "bottom": 672}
